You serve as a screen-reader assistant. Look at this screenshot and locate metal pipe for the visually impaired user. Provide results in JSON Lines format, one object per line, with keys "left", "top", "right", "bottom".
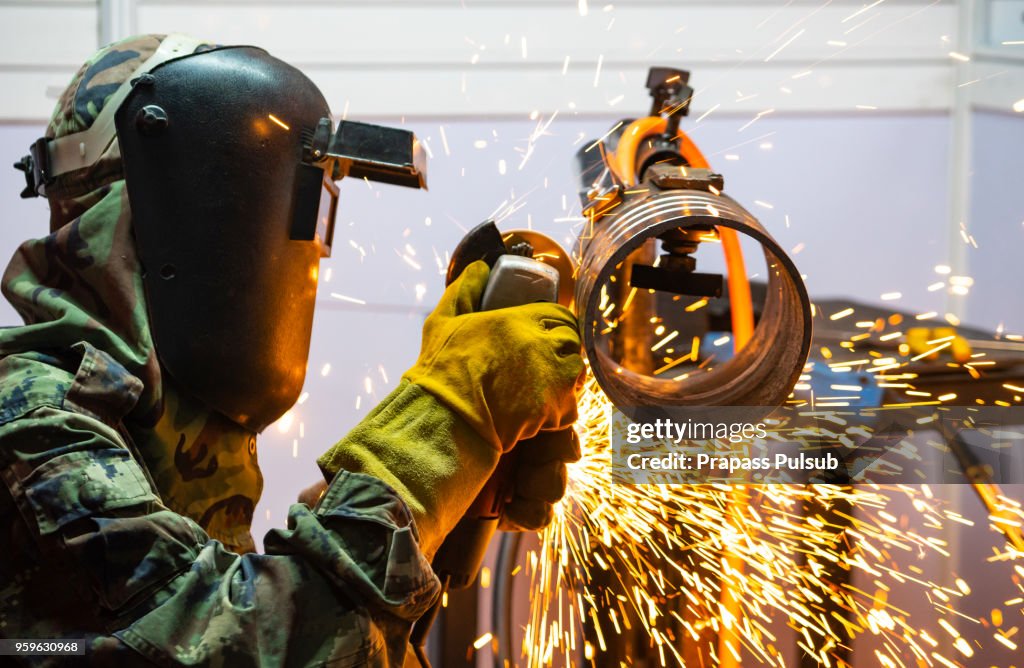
{"left": 575, "top": 188, "right": 812, "bottom": 408}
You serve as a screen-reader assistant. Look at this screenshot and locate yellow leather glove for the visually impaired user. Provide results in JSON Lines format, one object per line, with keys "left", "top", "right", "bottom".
{"left": 403, "top": 260, "right": 585, "bottom": 451}
{"left": 317, "top": 380, "right": 497, "bottom": 557}
{"left": 318, "top": 260, "right": 584, "bottom": 555}
{"left": 499, "top": 428, "right": 582, "bottom": 531}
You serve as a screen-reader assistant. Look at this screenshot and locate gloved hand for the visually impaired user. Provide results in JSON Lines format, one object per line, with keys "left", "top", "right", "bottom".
{"left": 499, "top": 428, "right": 582, "bottom": 531}
{"left": 318, "top": 260, "right": 585, "bottom": 555}
{"left": 403, "top": 260, "right": 585, "bottom": 451}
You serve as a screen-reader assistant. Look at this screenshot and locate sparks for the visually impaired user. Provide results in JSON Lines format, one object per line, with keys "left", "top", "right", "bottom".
{"left": 764, "top": 29, "right": 806, "bottom": 63}
{"left": 267, "top": 114, "right": 290, "bottom": 130}
{"left": 518, "top": 372, "right": 1024, "bottom": 667}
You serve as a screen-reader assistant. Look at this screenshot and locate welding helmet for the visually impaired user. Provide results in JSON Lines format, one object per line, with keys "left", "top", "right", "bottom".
{"left": 15, "top": 35, "right": 426, "bottom": 431}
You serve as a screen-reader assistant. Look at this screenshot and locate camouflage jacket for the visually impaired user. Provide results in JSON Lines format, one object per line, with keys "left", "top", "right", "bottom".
{"left": 0, "top": 181, "right": 441, "bottom": 666}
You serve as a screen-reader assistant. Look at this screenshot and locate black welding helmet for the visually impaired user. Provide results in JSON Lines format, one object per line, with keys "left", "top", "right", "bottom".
{"left": 17, "top": 35, "right": 427, "bottom": 431}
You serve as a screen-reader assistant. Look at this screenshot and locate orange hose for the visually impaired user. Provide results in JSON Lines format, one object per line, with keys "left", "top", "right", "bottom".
{"left": 612, "top": 117, "right": 666, "bottom": 188}
{"left": 611, "top": 118, "right": 754, "bottom": 352}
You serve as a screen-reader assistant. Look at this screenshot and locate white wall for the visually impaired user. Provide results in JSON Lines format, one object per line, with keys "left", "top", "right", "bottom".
{"left": 966, "top": 110, "right": 1024, "bottom": 333}
{"left": 0, "top": 0, "right": 966, "bottom": 120}
{"left": 1, "top": 0, "right": 1020, "bottom": 326}
{"left": 0, "top": 1, "right": 1023, "bottom": 665}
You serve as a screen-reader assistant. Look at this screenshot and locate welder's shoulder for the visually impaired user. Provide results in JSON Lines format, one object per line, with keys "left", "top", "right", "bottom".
{"left": 0, "top": 347, "right": 146, "bottom": 513}
{"left": 0, "top": 341, "right": 143, "bottom": 432}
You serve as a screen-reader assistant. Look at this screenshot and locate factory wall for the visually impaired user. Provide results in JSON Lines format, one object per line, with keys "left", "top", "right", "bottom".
{"left": 0, "top": 0, "right": 1022, "bottom": 665}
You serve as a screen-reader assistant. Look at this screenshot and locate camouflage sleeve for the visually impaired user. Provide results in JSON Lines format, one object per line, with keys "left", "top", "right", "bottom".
{"left": 0, "top": 404, "right": 440, "bottom": 667}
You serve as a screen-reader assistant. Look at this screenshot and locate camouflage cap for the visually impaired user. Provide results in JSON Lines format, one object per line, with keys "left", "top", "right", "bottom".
{"left": 44, "top": 35, "right": 162, "bottom": 201}
{"left": 44, "top": 34, "right": 214, "bottom": 203}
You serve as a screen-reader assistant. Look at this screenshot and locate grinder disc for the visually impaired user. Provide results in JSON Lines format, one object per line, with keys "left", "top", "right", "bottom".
{"left": 501, "top": 229, "right": 576, "bottom": 309}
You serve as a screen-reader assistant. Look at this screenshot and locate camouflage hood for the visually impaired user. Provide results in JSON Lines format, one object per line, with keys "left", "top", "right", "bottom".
{"left": 0, "top": 35, "right": 262, "bottom": 553}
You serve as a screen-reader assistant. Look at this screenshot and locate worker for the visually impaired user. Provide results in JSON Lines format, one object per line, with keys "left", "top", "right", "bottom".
{"left": 0, "top": 34, "right": 585, "bottom": 665}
